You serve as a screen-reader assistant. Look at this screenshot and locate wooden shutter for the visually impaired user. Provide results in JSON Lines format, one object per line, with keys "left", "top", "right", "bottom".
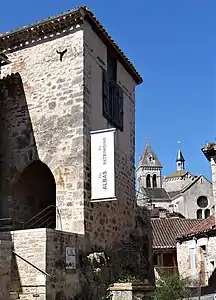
{"left": 114, "top": 85, "right": 124, "bottom": 131}
{"left": 102, "top": 70, "right": 109, "bottom": 119}
{"left": 118, "top": 86, "right": 124, "bottom": 131}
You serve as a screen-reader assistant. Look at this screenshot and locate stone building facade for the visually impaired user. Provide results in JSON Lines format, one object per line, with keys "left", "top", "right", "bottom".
{"left": 174, "top": 143, "right": 216, "bottom": 292}
{"left": 136, "top": 142, "right": 213, "bottom": 219}
{"left": 0, "top": 6, "right": 154, "bottom": 300}
{"left": 177, "top": 214, "right": 216, "bottom": 291}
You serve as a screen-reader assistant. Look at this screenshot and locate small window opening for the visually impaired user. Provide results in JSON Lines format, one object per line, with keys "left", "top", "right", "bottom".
{"left": 152, "top": 174, "right": 157, "bottom": 188}
{"left": 197, "top": 209, "right": 202, "bottom": 219}
{"left": 146, "top": 174, "right": 151, "bottom": 188}
{"left": 205, "top": 209, "right": 210, "bottom": 219}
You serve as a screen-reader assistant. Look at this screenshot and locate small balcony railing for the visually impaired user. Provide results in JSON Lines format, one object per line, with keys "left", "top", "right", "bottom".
{"left": 0, "top": 205, "right": 56, "bottom": 231}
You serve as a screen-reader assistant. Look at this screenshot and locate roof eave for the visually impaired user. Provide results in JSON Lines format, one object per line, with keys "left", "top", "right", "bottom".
{"left": 0, "top": 6, "right": 143, "bottom": 85}
{"left": 153, "top": 246, "right": 176, "bottom": 250}
{"left": 83, "top": 10, "right": 143, "bottom": 84}
{"left": 177, "top": 229, "right": 216, "bottom": 241}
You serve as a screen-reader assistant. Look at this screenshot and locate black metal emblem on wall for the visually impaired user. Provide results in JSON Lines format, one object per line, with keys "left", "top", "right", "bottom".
{"left": 56, "top": 49, "right": 67, "bottom": 61}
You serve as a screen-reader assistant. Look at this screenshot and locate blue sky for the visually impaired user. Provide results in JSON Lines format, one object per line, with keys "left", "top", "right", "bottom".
{"left": 1, "top": 0, "right": 215, "bottom": 179}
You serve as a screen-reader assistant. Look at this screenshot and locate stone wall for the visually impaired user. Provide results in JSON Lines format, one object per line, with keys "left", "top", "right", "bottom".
{"left": 177, "top": 235, "right": 216, "bottom": 289}
{"left": 173, "top": 176, "right": 213, "bottom": 219}
{"left": 0, "top": 229, "right": 87, "bottom": 300}
{"left": 83, "top": 21, "right": 137, "bottom": 248}
{"left": 109, "top": 283, "right": 154, "bottom": 300}
{"left": 177, "top": 239, "right": 197, "bottom": 280}
{"left": 202, "top": 143, "right": 216, "bottom": 209}
{"left": 0, "top": 227, "right": 151, "bottom": 300}
{"left": 183, "top": 177, "right": 213, "bottom": 219}
{"left": 0, "top": 240, "right": 12, "bottom": 300}
{"left": 0, "top": 17, "right": 154, "bottom": 299}
{"left": 162, "top": 174, "right": 194, "bottom": 192}
{"left": 1, "top": 28, "right": 85, "bottom": 234}
{"left": 210, "top": 156, "right": 216, "bottom": 207}
{"left": 46, "top": 229, "right": 86, "bottom": 300}
{"left": 9, "top": 229, "right": 47, "bottom": 300}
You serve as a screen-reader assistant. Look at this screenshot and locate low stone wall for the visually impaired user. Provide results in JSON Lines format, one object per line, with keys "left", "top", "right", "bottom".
{"left": 0, "top": 210, "right": 154, "bottom": 300}
{"left": 0, "top": 228, "right": 85, "bottom": 300}
{"left": 10, "top": 228, "right": 47, "bottom": 300}
{"left": 0, "top": 240, "right": 12, "bottom": 300}
{"left": 109, "top": 283, "right": 155, "bottom": 300}
{"left": 46, "top": 229, "right": 86, "bottom": 299}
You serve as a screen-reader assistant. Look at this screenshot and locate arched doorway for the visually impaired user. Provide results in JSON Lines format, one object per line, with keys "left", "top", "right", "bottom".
{"left": 12, "top": 160, "right": 56, "bottom": 229}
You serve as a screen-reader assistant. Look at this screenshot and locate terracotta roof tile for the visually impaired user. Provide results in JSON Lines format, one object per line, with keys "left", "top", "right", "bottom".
{"left": 151, "top": 218, "right": 203, "bottom": 249}
{"left": 179, "top": 214, "right": 216, "bottom": 239}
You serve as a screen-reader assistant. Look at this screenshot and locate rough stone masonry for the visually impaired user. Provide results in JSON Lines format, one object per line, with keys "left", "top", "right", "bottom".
{"left": 0, "top": 6, "right": 154, "bottom": 299}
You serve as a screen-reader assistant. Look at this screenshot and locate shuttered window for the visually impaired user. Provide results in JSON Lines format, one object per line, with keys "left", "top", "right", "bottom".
{"left": 102, "top": 70, "right": 124, "bottom": 131}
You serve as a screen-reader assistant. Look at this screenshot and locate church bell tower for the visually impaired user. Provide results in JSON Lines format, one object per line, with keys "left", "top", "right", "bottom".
{"left": 136, "top": 140, "right": 163, "bottom": 189}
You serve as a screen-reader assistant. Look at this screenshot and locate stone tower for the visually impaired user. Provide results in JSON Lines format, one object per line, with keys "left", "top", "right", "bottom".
{"left": 176, "top": 150, "right": 185, "bottom": 171}
{"left": 136, "top": 142, "right": 163, "bottom": 189}
{"left": 0, "top": 7, "right": 156, "bottom": 300}
{"left": 0, "top": 6, "right": 142, "bottom": 242}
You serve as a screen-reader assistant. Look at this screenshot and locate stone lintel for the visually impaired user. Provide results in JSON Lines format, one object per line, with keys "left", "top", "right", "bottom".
{"left": 202, "top": 143, "right": 216, "bottom": 161}
{"left": 109, "top": 282, "right": 155, "bottom": 291}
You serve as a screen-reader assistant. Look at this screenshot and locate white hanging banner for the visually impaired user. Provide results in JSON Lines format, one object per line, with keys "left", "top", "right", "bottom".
{"left": 90, "top": 128, "right": 116, "bottom": 202}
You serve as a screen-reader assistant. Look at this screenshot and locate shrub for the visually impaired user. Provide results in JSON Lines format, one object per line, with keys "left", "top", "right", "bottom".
{"left": 155, "top": 274, "right": 192, "bottom": 300}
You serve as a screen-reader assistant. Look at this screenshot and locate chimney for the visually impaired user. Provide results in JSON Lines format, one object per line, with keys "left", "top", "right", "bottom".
{"left": 202, "top": 143, "right": 216, "bottom": 210}
{"left": 159, "top": 210, "right": 167, "bottom": 218}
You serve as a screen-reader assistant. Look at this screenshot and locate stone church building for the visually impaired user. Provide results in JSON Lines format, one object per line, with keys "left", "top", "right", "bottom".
{"left": 0, "top": 6, "right": 154, "bottom": 300}
{"left": 136, "top": 142, "right": 213, "bottom": 219}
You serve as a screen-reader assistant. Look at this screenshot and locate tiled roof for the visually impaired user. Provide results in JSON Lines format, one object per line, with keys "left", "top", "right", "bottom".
{"left": 179, "top": 214, "right": 216, "bottom": 239}
{"left": 0, "top": 6, "right": 142, "bottom": 84}
{"left": 151, "top": 218, "right": 203, "bottom": 249}
{"left": 145, "top": 188, "right": 170, "bottom": 201}
{"left": 164, "top": 170, "right": 188, "bottom": 179}
{"left": 167, "top": 191, "right": 181, "bottom": 199}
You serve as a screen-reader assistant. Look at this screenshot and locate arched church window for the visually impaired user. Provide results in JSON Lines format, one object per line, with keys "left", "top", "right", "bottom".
{"left": 146, "top": 174, "right": 151, "bottom": 188}
{"left": 197, "top": 196, "right": 208, "bottom": 208}
{"left": 152, "top": 174, "right": 157, "bottom": 188}
{"left": 196, "top": 209, "right": 202, "bottom": 219}
{"left": 205, "top": 209, "right": 210, "bottom": 219}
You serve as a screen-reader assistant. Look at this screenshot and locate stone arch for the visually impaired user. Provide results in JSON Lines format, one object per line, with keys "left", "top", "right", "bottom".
{"left": 11, "top": 160, "right": 56, "bottom": 228}
{"left": 205, "top": 209, "right": 210, "bottom": 219}
{"left": 196, "top": 209, "right": 202, "bottom": 219}
{"left": 146, "top": 174, "right": 151, "bottom": 188}
{"left": 152, "top": 174, "right": 157, "bottom": 188}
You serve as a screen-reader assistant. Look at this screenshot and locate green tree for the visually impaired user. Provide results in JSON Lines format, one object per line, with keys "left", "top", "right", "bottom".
{"left": 155, "top": 274, "right": 192, "bottom": 300}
